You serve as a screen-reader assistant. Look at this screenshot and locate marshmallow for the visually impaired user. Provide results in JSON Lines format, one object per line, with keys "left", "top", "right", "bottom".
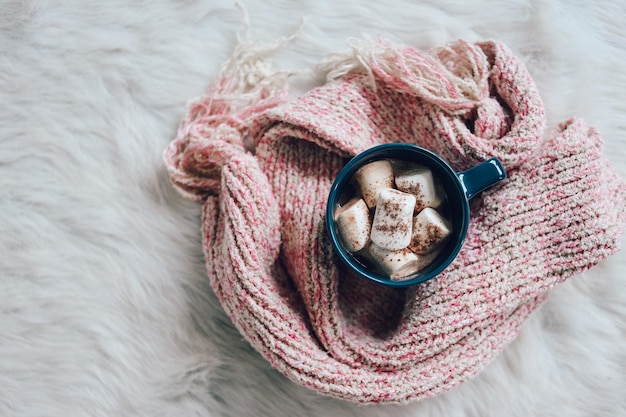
{"left": 334, "top": 198, "right": 371, "bottom": 252}
{"left": 394, "top": 164, "right": 443, "bottom": 212}
{"left": 370, "top": 188, "right": 415, "bottom": 250}
{"left": 409, "top": 207, "right": 451, "bottom": 255}
{"left": 410, "top": 248, "right": 443, "bottom": 276}
{"left": 354, "top": 159, "right": 394, "bottom": 208}
{"left": 367, "top": 243, "right": 419, "bottom": 279}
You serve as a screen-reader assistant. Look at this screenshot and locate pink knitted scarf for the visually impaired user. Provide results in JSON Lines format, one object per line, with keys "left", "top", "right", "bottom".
{"left": 164, "top": 37, "right": 626, "bottom": 403}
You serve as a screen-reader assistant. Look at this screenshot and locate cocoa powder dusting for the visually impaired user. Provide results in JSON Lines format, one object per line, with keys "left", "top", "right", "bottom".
{"left": 414, "top": 199, "right": 426, "bottom": 213}
{"left": 412, "top": 222, "right": 447, "bottom": 253}
{"left": 374, "top": 220, "right": 410, "bottom": 235}
{"left": 382, "top": 200, "right": 403, "bottom": 220}
{"left": 406, "top": 183, "right": 422, "bottom": 196}
{"left": 426, "top": 223, "right": 444, "bottom": 246}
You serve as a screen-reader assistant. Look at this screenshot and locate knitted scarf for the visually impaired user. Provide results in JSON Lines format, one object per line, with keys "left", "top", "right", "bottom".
{"left": 164, "top": 36, "right": 626, "bottom": 404}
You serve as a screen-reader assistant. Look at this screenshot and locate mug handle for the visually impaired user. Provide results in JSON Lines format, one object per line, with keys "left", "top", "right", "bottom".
{"left": 457, "top": 158, "right": 507, "bottom": 200}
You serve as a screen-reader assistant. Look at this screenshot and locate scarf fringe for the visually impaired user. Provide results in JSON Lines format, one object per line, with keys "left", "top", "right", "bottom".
{"left": 164, "top": 13, "right": 304, "bottom": 201}
{"left": 318, "top": 36, "right": 491, "bottom": 115}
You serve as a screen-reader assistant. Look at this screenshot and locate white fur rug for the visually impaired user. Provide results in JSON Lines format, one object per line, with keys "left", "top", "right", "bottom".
{"left": 2, "top": 0, "right": 625, "bottom": 416}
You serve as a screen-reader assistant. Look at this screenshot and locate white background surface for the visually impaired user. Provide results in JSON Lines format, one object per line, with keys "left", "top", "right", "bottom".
{"left": 1, "top": 0, "right": 625, "bottom": 416}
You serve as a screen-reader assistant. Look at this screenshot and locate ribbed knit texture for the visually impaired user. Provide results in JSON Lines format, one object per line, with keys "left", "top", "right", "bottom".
{"left": 164, "top": 38, "right": 626, "bottom": 403}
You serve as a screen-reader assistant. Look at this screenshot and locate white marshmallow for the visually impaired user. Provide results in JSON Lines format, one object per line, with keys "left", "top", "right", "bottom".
{"left": 367, "top": 243, "right": 419, "bottom": 279}
{"left": 394, "top": 164, "right": 443, "bottom": 212}
{"left": 416, "top": 247, "right": 444, "bottom": 268}
{"left": 334, "top": 198, "right": 371, "bottom": 252}
{"left": 370, "top": 188, "right": 415, "bottom": 251}
{"left": 354, "top": 159, "right": 394, "bottom": 208}
{"left": 409, "top": 207, "right": 451, "bottom": 255}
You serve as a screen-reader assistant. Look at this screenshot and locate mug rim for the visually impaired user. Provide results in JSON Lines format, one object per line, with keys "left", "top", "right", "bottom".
{"left": 325, "top": 143, "right": 470, "bottom": 287}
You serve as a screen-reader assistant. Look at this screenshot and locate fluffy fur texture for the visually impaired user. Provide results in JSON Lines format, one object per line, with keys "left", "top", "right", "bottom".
{"left": 1, "top": 0, "right": 625, "bottom": 416}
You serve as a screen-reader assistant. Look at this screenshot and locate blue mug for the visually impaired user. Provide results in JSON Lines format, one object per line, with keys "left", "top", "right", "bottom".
{"left": 326, "top": 143, "right": 506, "bottom": 287}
